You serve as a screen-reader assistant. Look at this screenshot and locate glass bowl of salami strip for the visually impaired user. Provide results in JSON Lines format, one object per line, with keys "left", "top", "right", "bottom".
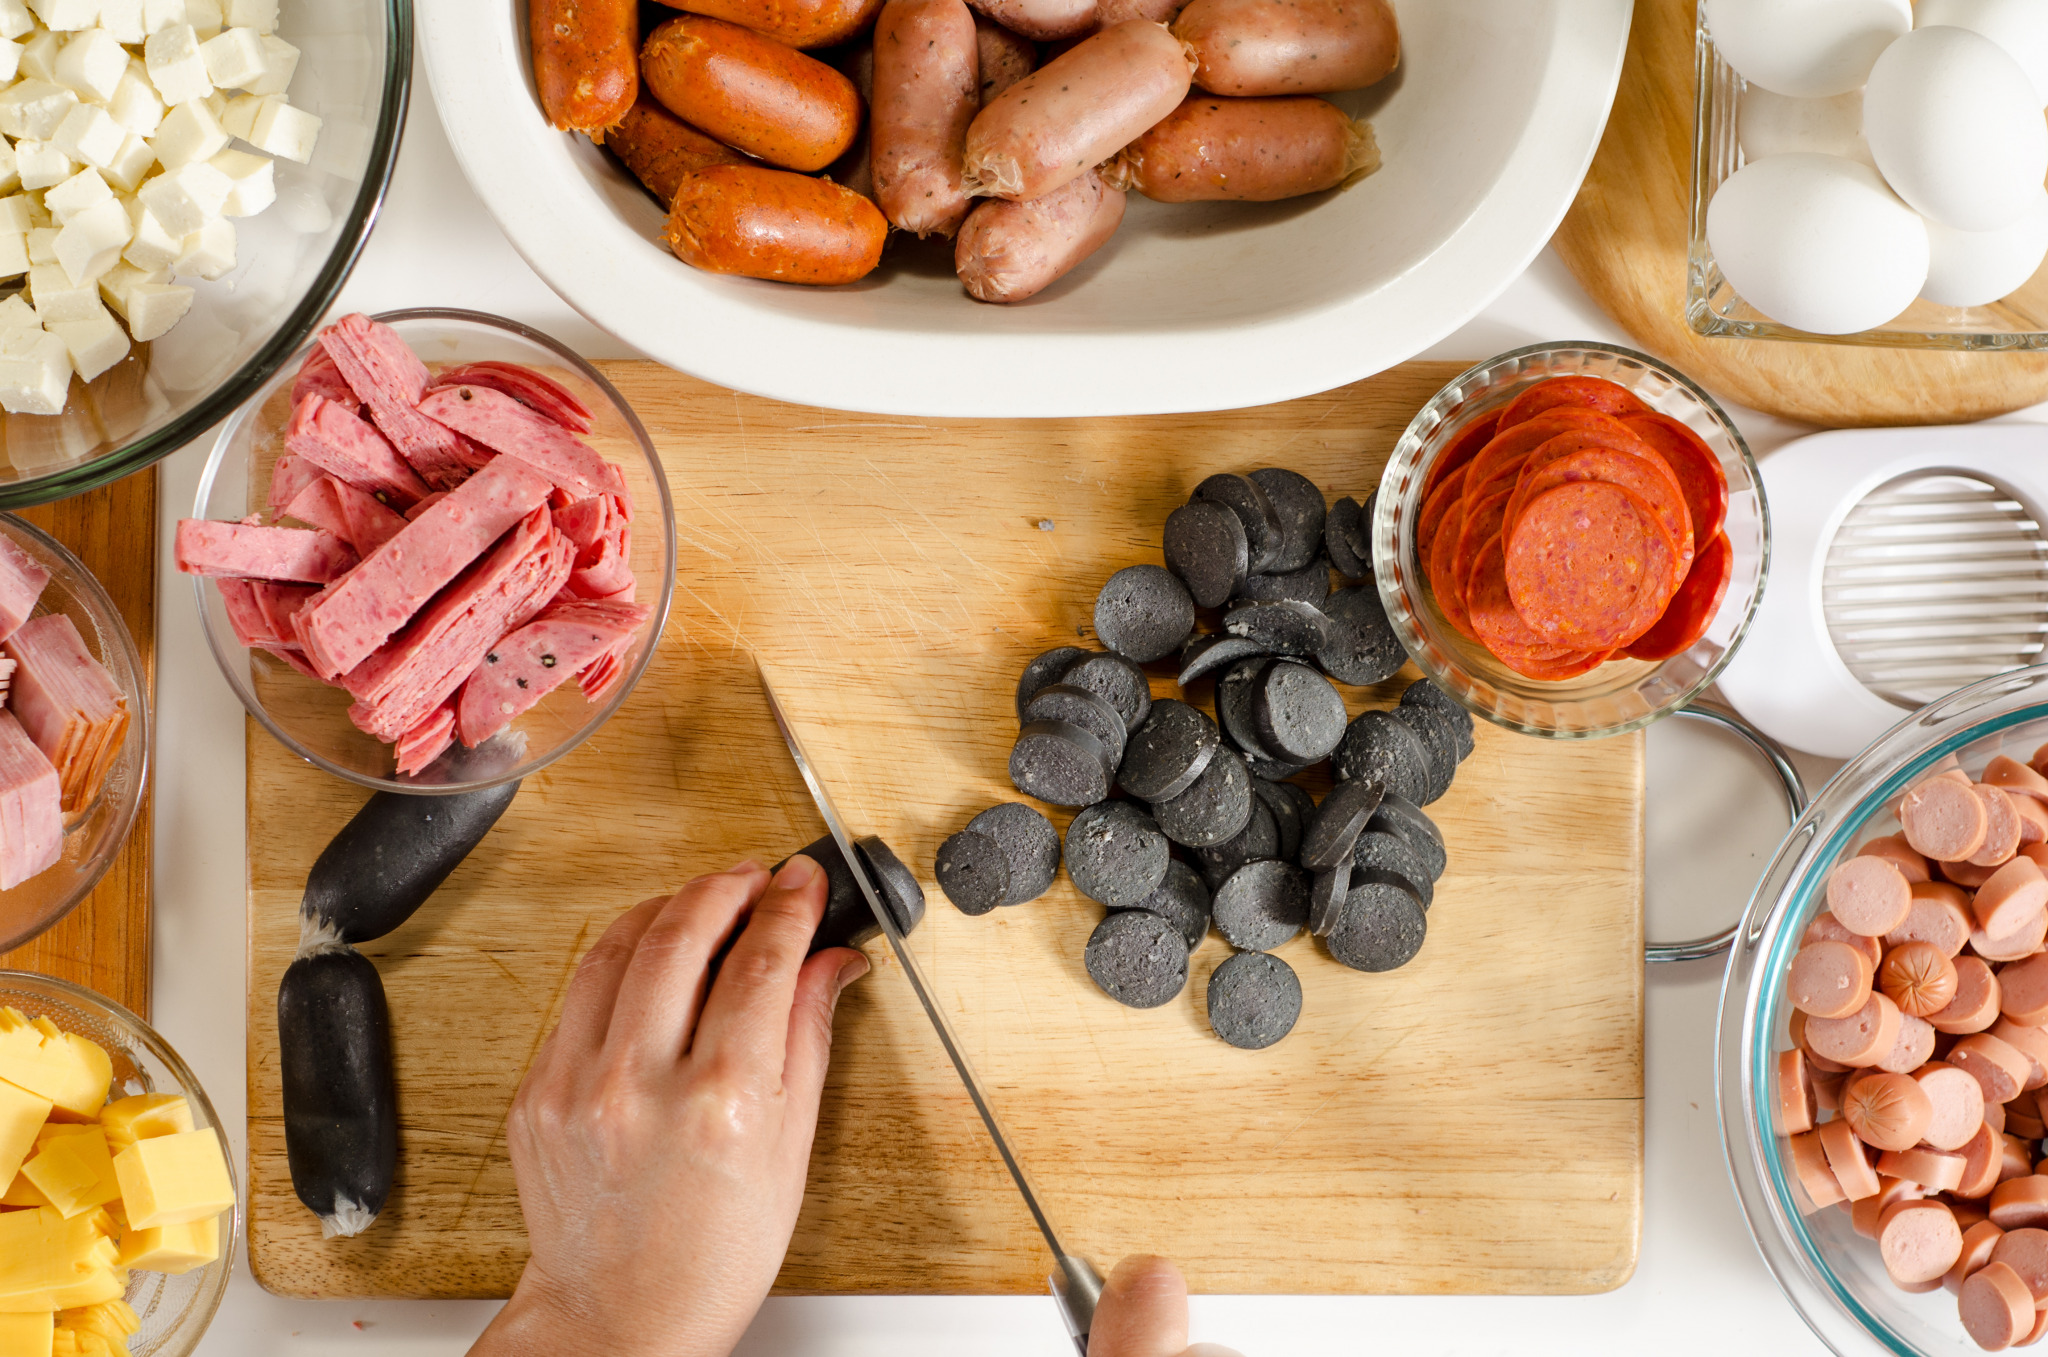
{"left": 184, "top": 308, "right": 675, "bottom": 794}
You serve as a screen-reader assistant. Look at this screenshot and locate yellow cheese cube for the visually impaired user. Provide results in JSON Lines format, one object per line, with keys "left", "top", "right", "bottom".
{"left": 0, "top": 1084, "right": 49, "bottom": 1197}
{"left": 0, "top": 1014, "right": 109, "bottom": 1120}
{"left": 39, "top": 1272, "right": 119, "bottom": 1314}
{"left": 116, "top": 1212, "right": 215, "bottom": 1274}
{"left": 111, "top": 1130, "right": 232, "bottom": 1229}
{"left": 20, "top": 1133, "right": 116, "bottom": 1221}
{"left": 97, "top": 1096, "right": 189, "bottom": 1156}
{"left": 0, "top": 1310, "right": 52, "bottom": 1357}
{"left": 3, "top": 1127, "right": 97, "bottom": 1209}
{"left": 0, "top": 1210, "right": 114, "bottom": 1308}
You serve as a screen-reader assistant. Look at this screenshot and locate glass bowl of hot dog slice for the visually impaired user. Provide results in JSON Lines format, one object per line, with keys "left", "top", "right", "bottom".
{"left": 1371, "top": 341, "right": 1767, "bottom": 739}
{"left": 185, "top": 308, "right": 676, "bottom": 794}
{"left": 1719, "top": 667, "right": 2048, "bottom": 1355}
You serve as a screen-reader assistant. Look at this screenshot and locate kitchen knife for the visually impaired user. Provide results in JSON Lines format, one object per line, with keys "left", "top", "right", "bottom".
{"left": 758, "top": 667, "right": 1103, "bottom": 1353}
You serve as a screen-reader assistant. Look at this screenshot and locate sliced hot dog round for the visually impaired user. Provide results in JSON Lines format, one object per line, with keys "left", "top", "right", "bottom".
{"left": 1976, "top": 784, "right": 2027, "bottom": 868}
{"left": 1918, "top": 1060, "right": 1991, "bottom": 1149}
{"left": 1878, "top": 1012, "right": 1937, "bottom": 1074}
{"left": 1989, "top": 1227, "right": 2048, "bottom": 1302}
{"left": 1104, "top": 94, "right": 1377, "bottom": 202}
{"left": 2001, "top": 956, "right": 2048, "bottom": 1030}
{"left": 872, "top": 0, "right": 981, "bottom": 238}
{"left": 1902, "top": 775, "right": 1992, "bottom": 863}
{"left": 534, "top": 0, "right": 639, "bottom": 135}
{"left": 1845, "top": 1069, "right": 1935, "bottom": 1151}
{"left": 1808, "top": 909, "right": 1885, "bottom": 967}
{"left": 665, "top": 164, "right": 888, "bottom": 284}
{"left": 1819, "top": 1117, "right": 1882, "bottom": 1200}
{"left": 1990, "top": 755, "right": 2048, "bottom": 802}
{"left": 1778, "top": 1047, "right": 1816, "bottom": 1135}
{"left": 1790, "top": 1128, "right": 1846, "bottom": 1209}
{"left": 1889, "top": 881, "right": 1974, "bottom": 957}
{"left": 1881, "top": 1199, "right": 1965, "bottom": 1286}
{"left": 1878, "top": 1145, "right": 1967, "bottom": 1193}
{"left": 1862, "top": 833, "right": 1933, "bottom": 884}
{"left": 1950, "top": 1220, "right": 2007, "bottom": 1294}
{"left": 1790, "top": 939, "right": 1876, "bottom": 1018}
{"left": 1792, "top": 1009, "right": 1853, "bottom": 1073}
{"left": 1931, "top": 957, "right": 2005, "bottom": 1036}
{"left": 642, "top": 16, "right": 864, "bottom": 171}
{"left": 1963, "top": 1260, "right": 2038, "bottom": 1349}
{"left": 1827, "top": 855, "right": 1913, "bottom": 937}
{"left": 1992, "top": 1018, "right": 2048, "bottom": 1088}
{"left": 1881, "top": 940, "right": 1959, "bottom": 1018}
{"left": 1805, "top": 991, "right": 1904, "bottom": 1067}
{"left": 1976, "top": 856, "right": 2048, "bottom": 938}
{"left": 956, "top": 169, "right": 1125, "bottom": 303}
{"left": 1171, "top": 0, "right": 1397, "bottom": 96}
{"left": 1975, "top": 908, "right": 2048, "bottom": 963}
{"left": 1958, "top": 1122, "right": 2009, "bottom": 1200}
{"left": 2003, "top": 1134, "right": 2036, "bottom": 1186}
{"left": 962, "top": 20, "right": 1197, "bottom": 202}
{"left": 1992, "top": 1177, "right": 2048, "bottom": 1230}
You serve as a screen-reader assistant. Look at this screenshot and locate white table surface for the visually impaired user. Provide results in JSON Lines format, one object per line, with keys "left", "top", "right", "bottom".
{"left": 145, "top": 46, "right": 2032, "bottom": 1357}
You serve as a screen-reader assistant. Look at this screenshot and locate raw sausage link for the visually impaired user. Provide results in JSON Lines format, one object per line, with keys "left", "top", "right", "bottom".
{"left": 966, "top": 0, "right": 1096, "bottom": 41}
{"left": 1172, "top": 0, "right": 1398, "bottom": 96}
{"left": 533, "top": 0, "right": 639, "bottom": 135}
{"left": 643, "top": 15, "right": 864, "bottom": 171}
{"left": 666, "top": 164, "right": 889, "bottom": 283}
{"left": 1104, "top": 94, "right": 1377, "bottom": 202}
{"left": 956, "top": 168, "right": 1126, "bottom": 302}
{"left": 606, "top": 94, "right": 748, "bottom": 206}
{"left": 658, "top": 0, "right": 885, "bottom": 48}
{"left": 1099, "top": 0, "right": 1184, "bottom": 21}
{"left": 871, "top": 0, "right": 981, "bottom": 237}
{"left": 962, "top": 20, "right": 1196, "bottom": 201}
{"left": 974, "top": 14, "right": 1036, "bottom": 106}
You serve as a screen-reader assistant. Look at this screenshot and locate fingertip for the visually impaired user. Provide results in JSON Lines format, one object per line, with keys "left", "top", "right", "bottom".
{"left": 1091, "top": 1255, "right": 1189, "bottom": 1357}
{"left": 773, "top": 854, "right": 821, "bottom": 889}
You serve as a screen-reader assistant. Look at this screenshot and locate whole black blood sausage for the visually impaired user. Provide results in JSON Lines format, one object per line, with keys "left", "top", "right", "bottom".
{"left": 1015, "top": 645, "right": 1091, "bottom": 720}
{"left": 854, "top": 836, "right": 927, "bottom": 935}
{"left": 967, "top": 802, "right": 1062, "bottom": 904}
{"left": 1206, "top": 950, "right": 1304, "bottom": 1050}
{"left": 1316, "top": 586, "right": 1406, "bottom": 687}
{"left": 1084, "top": 909, "right": 1190, "bottom": 1008}
{"left": 1194, "top": 796, "right": 1279, "bottom": 889}
{"left": 1235, "top": 557, "right": 1332, "bottom": 606}
{"left": 1178, "top": 633, "right": 1270, "bottom": 688}
{"left": 1252, "top": 777, "right": 1303, "bottom": 862}
{"left": 1253, "top": 660, "right": 1348, "bottom": 764}
{"left": 1308, "top": 859, "right": 1352, "bottom": 936}
{"left": 1152, "top": 746, "right": 1253, "bottom": 848}
{"left": 1194, "top": 472, "right": 1286, "bottom": 573}
{"left": 1224, "top": 600, "right": 1330, "bottom": 656}
{"left": 1010, "top": 719, "right": 1114, "bottom": 806}
{"left": 1324, "top": 496, "right": 1369, "bottom": 579}
{"left": 1023, "top": 682, "right": 1129, "bottom": 765}
{"left": 279, "top": 946, "right": 397, "bottom": 1240}
{"left": 1353, "top": 829, "right": 1434, "bottom": 910}
{"left": 1390, "top": 704, "right": 1457, "bottom": 805}
{"left": 1065, "top": 801, "right": 1171, "bottom": 907}
{"left": 1163, "top": 499, "right": 1250, "bottom": 609}
{"left": 1248, "top": 467, "right": 1327, "bottom": 573}
{"left": 1332, "top": 709, "right": 1432, "bottom": 804}
{"left": 1127, "top": 859, "right": 1211, "bottom": 951}
{"left": 1401, "top": 679, "right": 1476, "bottom": 762}
{"left": 1117, "top": 697, "right": 1221, "bottom": 803}
{"left": 1325, "top": 880, "right": 1427, "bottom": 972}
{"left": 1368, "top": 791, "right": 1447, "bottom": 882}
{"left": 1062, "top": 652, "right": 1152, "bottom": 733}
{"left": 299, "top": 781, "right": 521, "bottom": 946}
{"left": 936, "top": 829, "right": 1012, "bottom": 916}
{"left": 1093, "top": 563, "right": 1196, "bottom": 664}
{"left": 1300, "top": 776, "right": 1383, "bottom": 872}
{"left": 1211, "top": 858, "right": 1309, "bottom": 951}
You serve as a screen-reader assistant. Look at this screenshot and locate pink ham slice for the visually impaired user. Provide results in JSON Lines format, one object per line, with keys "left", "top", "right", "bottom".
{"left": 318, "top": 313, "right": 483, "bottom": 491}
{"left": 175, "top": 519, "right": 358, "bottom": 584}
{"left": 293, "top": 455, "right": 557, "bottom": 680}
{"left": 578, "top": 650, "right": 623, "bottom": 703}
{"left": 0, "top": 535, "right": 49, "bottom": 648}
{"left": 286, "top": 394, "right": 430, "bottom": 509}
{"left": 4, "top": 614, "right": 130, "bottom": 816}
{"left": 426, "top": 362, "right": 593, "bottom": 434}
{"left": 417, "top": 385, "right": 613, "bottom": 500}
{"left": 455, "top": 598, "right": 652, "bottom": 746}
{"left": 266, "top": 452, "right": 324, "bottom": 516}
{"left": 394, "top": 702, "right": 456, "bottom": 777}
{"left": 251, "top": 582, "right": 318, "bottom": 647}
{"left": 0, "top": 710, "right": 61, "bottom": 890}
{"left": 554, "top": 496, "right": 610, "bottom": 554}
{"left": 284, "top": 476, "right": 407, "bottom": 557}
{"left": 291, "top": 343, "right": 361, "bottom": 412}
{"left": 260, "top": 644, "right": 323, "bottom": 681}
{"left": 566, "top": 530, "right": 633, "bottom": 599}
{"left": 216, "top": 579, "right": 269, "bottom": 648}
{"left": 404, "top": 491, "right": 449, "bottom": 521}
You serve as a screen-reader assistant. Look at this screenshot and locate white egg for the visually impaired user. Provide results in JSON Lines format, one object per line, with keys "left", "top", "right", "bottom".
{"left": 1706, "top": 153, "right": 1929, "bottom": 334}
{"left": 1915, "top": 0, "right": 2048, "bottom": 105}
{"left": 1704, "top": 0, "right": 1909, "bottom": 96}
{"left": 1737, "top": 86, "right": 1874, "bottom": 165}
{"left": 1921, "top": 187, "right": 2048, "bottom": 306}
{"left": 1864, "top": 25, "right": 2048, "bottom": 231}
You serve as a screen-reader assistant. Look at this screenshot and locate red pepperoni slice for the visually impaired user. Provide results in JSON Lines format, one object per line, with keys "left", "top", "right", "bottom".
{"left": 1623, "top": 531, "right": 1733, "bottom": 662}
{"left": 1507, "top": 442, "right": 1695, "bottom": 583}
{"left": 1458, "top": 407, "right": 1638, "bottom": 499}
{"left": 1427, "top": 495, "right": 1474, "bottom": 638}
{"left": 1623, "top": 412, "right": 1729, "bottom": 544}
{"left": 1451, "top": 487, "right": 1513, "bottom": 597}
{"left": 1466, "top": 535, "right": 1564, "bottom": 657}
{"left": 1499, "top": 375, "right": 1650, "bottom": 428}
{"left": 1415, "top": 468, "right": 1468, "bottom": 562}
{"left": 1501, "top": 646, "right": 1613, "bottom": 680}
{"left": 1504, "top": 481, "right": 1680, "bottom": 650}
{"left": 1421, "top": 412, "right": 1500, "bottom": 500}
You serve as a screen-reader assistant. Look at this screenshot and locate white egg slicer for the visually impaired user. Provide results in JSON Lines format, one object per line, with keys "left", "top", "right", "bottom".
{"left": 1719, "top": 423, "right": 2048, "bottom": 760}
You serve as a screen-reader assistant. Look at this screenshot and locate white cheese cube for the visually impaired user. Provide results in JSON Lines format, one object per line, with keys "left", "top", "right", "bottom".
{"left": 56, "top": 195, "right": 129, "bottom": 282}
{"left": 123, "top": 278, "right": 186, "bottom": 341}
{"left": 14, "top": 140, "right": 74, "bottom": 190}
{"left": 18, "top": 28, "right": 59, "bottom": 82}
{"left": 26, "top": 226, "right": 57, "bottom": 262}
{"left": 0, "top": 196, "right": 34, "bottom": 234}
{"left": 53, "top": 104, "right": 123, "bottom": 170}
{"left": 0, "top": 231, "right": 28, "bottom": 280}
{"left": 0, "top": 297, "right": 37, "bottom": 332}
{"left": 182, "top": 0, "right": 214, "bottom": 37}
{"left": 109, "top": 62, "right": 163, "bottom": 136}
{"left": 142, "top": 25, "right": 210, "bottom": 106}
{"left": 23, "top": 196, "right": 48, "bottom": 228}
{"left": 28, "top": 260, "right": 96, "bottom": 321}
{"left": 147, "top": 97, "right": 223, "bottom": 167}
{"left": 197, "top": 24, "right": 259, "bottom": 88}
{"left": 222, "top": 0, "right": 265, "bottom": 32}
{"left": 99, "top": 131, "right": 150, "bottom": 189}
{"left": 247, "top": 96, "right": 313, "bottom": 162}
{"left": 98, "top": 0, "right": 139, "bottom": 41}
{"left": 0, "top": 81, "right": 78, "bottom": 142}
{"left": 119, "top": 203, "right": 176, "bottom": 268}
{"left": 206, "top": 144, "right": 264, "bottom": 215}
{"left": 42, "top": 166, "right": 108, "bottom": 222}
{"left": 140, "top": 0, "right": 179, "bottom": 29}
{"left": 45, "top": 302, "right": 124, "bottom": 379}
{"left": 95, "top": 258, "right": 161, "bottom": 315}
{"left": 0, "top": 0, "right": 30, "bottom": 38}
{"left": 54, "top": 28, "right": 124, "bottom": 101}
{"left": 200, "top": 87, "right": 223, "bottom": 119}
{"left": 0, "top": 147, "right": 17, "bottom": 197}
{"left": 0, "top": 38, "right": 24, "bottom": 83}
{"left": 240, "top": 30, "right": 289, "bottom": 94}
{"left": 217, "top": 90, "right": 260, "bottom": 138}
{"left": 27, "top": 0, "right": 99, "bottom": 32}
{"left": 134, "top": 157, "right": 223, "bottom": 233}
{"left": 170, "top": 211, "right": 225, "bottom": 277}
{"left": 0, "top": 327, "right": 73, "bottom": 414}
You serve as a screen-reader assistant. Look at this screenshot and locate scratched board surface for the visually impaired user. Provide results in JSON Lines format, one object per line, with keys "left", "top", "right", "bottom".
{"left": 245, "top": 360, "right": 1643, "bottom": 1299}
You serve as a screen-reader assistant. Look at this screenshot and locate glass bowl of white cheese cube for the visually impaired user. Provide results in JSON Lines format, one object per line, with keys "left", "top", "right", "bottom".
{"left": 0, "top": 0, "right": 402, "bottom": 505}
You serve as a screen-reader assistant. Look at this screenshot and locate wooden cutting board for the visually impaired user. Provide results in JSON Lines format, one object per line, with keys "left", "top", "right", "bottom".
{"left": 1, "top": 471, "right": 155, "bottom": 1016}
{"left": 1554, "top": 0, "right": 2048, "bottom": 425}
{"left": 244, "top": 362, "right": 1643, "bottom": 1300}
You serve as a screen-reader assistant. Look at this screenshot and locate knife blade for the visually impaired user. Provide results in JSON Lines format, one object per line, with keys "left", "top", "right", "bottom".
{"left": 758, "top": 666, "right": 1102, "bottom": 1353}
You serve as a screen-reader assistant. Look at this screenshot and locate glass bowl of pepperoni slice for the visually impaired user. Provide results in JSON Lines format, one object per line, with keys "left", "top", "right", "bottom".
{"left": 1371, "top": 341, "right": 1767, "bottom": 739}
{"left": 1719, "top": 667, "right": 2048, "bottom": 1355}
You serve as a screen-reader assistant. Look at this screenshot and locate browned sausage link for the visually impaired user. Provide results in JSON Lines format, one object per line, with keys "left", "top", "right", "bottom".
{"left": 607, "top": 94, "right": 750, "bottom": 205}
{"left": 532, "top": 0, "right": 639, "bottom": 135}
{"left": 642, "top": 16, "right": 863, "bottom": 171}
{"left": 956, "top": 168, "right": 1125, "bottom": 302}
{"left": 973, "top": 14, "right": 1035, "bottom": 106}
{"left": 872, "top": 0, "right": 980, "bottom": 236}
{"left": 1172, "top": 0, "right": 1398, "bottom": 96}
{"left": 1105, "top": 94, "right": 1377, "bottom": 201}
{"left": 666, "top": 164, "right": 888, "bottom": 284}
{"left": 964, "top": 0, "right": 1095, "bottom": 41}
{"left": 656, "top": 0, "right": 885, "bottom": 49}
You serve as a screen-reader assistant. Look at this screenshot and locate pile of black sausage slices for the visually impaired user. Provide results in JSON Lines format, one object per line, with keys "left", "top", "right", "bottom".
{"left": 936, "top": 469, "right": 1475, "bottom": 1051}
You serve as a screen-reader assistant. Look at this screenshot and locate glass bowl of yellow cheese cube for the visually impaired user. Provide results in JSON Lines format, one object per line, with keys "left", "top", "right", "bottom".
{"left": 0, "top": 971, "right": 232, "bottom": 1357}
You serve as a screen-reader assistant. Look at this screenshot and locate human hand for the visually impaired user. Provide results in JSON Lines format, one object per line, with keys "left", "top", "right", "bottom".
{"left": 1091, "top": 1255, "right": 1243, "bottom": 1357}
{"left": 471, "top": 856, "right": 869, "bottom": 1357}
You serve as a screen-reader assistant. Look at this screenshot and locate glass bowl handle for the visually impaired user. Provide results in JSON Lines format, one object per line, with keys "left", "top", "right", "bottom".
{"left": 1646, "top": 703, "right": 1809, "bottom": 964}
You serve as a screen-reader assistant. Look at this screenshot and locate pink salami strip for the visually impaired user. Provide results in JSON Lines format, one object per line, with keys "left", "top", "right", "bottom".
{"left": 291, "top": 342, "right": 361, "bottom": 412}
{"left": 266, "top": 452, "right": 324, "bottom": 516}
{"left": 215, "top": 578, "right": 271, "bottom": 648}
{"left": 285, "top": 394, "right": 432, "bottom": 510}
{"left": 454, "top": 598, "right": 653, "bottom": 746}
{"left": 295, "top": 456, "right": 557, "bottom": 680}
{"left": 282, "top": 477, "right": 348, "bottom": 539}
{"left": 329, "top": 479, "right": 409, "bottom": 557}
{"left": 251, "top": 582, "right": 318, "bottom": 646}
{"left": 427, "top": 361, "right": 594, "bottom": 434}
{"left": 0, "top": 710, "right": 59, "bottom": 890}
{"left": 393, "top": 702, "right": 457, "bottom": 777}
{"left": 405, "top": 490, "right": 449, "bottom": 521}
{"left": 260, "top": 644, "right": 322, "bottom": 681}
{"left": 175, "top": 519, "right": 358, "bottom": 584}
{"left": 0, "top": 535, "right": 48, "bottom": 649}
{"left": 4, "top": 614, "right": 129, "bottom": 816}
{"left": 554, "top": 496, "right": 610, "bottom": 554}
{"left": 565, "top": 530, "right": 633, "bottom": 599}
{"left": 577, "top": 649, "right": 624, "bottom": 703}
{"left": 416, "top": 385, "right": 613, "bottom": 500}
{"left": 318, "top": 313, "right": 477, "bottom": 491}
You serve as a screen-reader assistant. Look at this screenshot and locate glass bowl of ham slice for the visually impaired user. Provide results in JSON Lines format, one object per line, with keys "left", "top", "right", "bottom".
{"left": 0, "top": 516, "right": 147, "bottom": 951}
{"left": 186, "top": 308, "right": 674, "bottom": 793}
